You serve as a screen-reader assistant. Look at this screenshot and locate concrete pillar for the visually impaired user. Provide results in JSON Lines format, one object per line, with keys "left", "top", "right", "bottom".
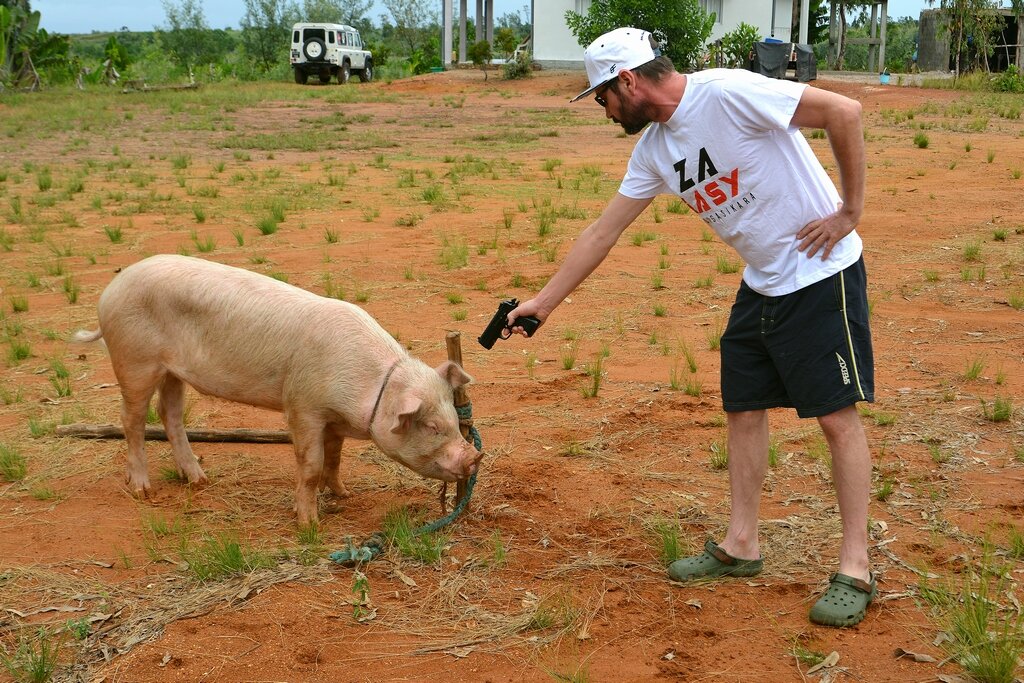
{"left": 868, "top": 3, "right": 878, "bottom": 72}
{"left": 442, "top": 0, "right": 453, "bottom": 65}
{"left": 878, "top": 0, "right": 888, "bottom": 73}
{"left": 459, "top": 0, "right": 467, "bottom": 62}
{"left": 485, "top": 0, "right": 494, "bottom": 43}
{"left": 475, "top": 0, "right": 483, "bottom": 42}
{"left": 799, "top": 0, "right": 809, "bottom": 44}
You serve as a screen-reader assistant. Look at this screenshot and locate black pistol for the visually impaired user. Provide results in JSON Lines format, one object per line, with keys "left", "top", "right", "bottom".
{"left": 478, "top": 298, "right": 541, "bottom": 349}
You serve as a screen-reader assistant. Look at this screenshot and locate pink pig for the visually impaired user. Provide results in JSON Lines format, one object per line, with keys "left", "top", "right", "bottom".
{"left": 75, "top": 255, "right": 481, "bottom": 525}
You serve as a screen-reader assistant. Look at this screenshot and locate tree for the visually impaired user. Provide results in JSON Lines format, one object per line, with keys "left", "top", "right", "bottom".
{"left": 497, "top": 5, "right": 530, "bottom": 40}
{"left": 493, "top": 26, "right": 519, "bottom": 60}
{"left": 468, "top": 38, "right": 491, "bottom": 79}
{"left": 160, "top": 0, "right": 219, "bottom": 70}
{"left": 565, "top": 0, "right": 715, "bottom": 71}
{"left": 299, "top": 0, "right": 371, "bottom": 25}
{"left": 240, "top": 0, "right": 292, "bottom": 73}
{"left": 382, "top": 0, "right": 437, "bottom": 55}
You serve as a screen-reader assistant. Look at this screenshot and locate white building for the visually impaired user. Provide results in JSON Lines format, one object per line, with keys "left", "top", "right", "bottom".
{"left": 528, "top": 0, "right": 798, "bottom": 69}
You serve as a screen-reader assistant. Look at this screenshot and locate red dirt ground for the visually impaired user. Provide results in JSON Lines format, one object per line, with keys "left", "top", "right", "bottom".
{"left": 1, "top": 68, "right": 1022, "bottom": 683}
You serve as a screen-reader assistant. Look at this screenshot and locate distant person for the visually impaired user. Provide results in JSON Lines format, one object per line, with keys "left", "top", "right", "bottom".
{"left": 506, "top": 27, "right": 877, "bottom": 627}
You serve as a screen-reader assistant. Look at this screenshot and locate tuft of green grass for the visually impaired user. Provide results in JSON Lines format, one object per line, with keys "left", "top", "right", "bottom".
{"left": 488, "top": 530, "right": 507, "bottom": 567}
{"left": 8, "top": 339, "right": 31, "bottom": 363}
{"left": 0, "top": 442, "right": 27, "bottom": 481}
{"left": 438, "top": 235, "right": 468, "bottom": 270}
{"left": 913, "top": 132, "right": 929, "bottom": 148}
{"left": 10, "top": 296, "right": 28, "bottom": 313}
{"left": 183, "top": 533, "right": 273, "bottom": 582}
{"left": 962, "top": 241, "right": 982, "bottom": 262}
{"left": 561, "top": 339, "right": 579, "bottom": 371}
{"left": 715, "top": 255, "right": 741, "bottom": 274}
{"left": 875, "top": 477, "right": 895, "bottom": 501}
{"left": 103, "top": 225, "right": 123, "bottom": 243}
{"left": 382, "top": 506, "right": 449, "bottom": 565}
{"left": 1, "top": 628, "right": 63, "bottom": 683}
{"left": 980, "top": 396, "right": 1013, "bottom": 422}
{"left": 190, "top": 232, "right": 215, "bottom": 253}
{"left": 709, "top": 440, "right": 728, "bottom": 470}
{"left": 324, "top": 228, "right": 339, "bottom": 244}
{"left": 48, "top": 358, "right": 71, "bottom": 397}
{"left": 62, "top": 275, "right": 80, "bottom": 304}
{"left": 964, "top": 357, "right": 986, "bottom": 381}
{"left": 581, "top": 355, "right": 604, "bottom": 398}
{"left": 933, "top": 549, "right": 1024, "bottom": 683}
{"left": 649, "top": 517, "right": 683, "bottom": 565}
{"left": 256, "top": 216, "right": 279, "bottom": 235}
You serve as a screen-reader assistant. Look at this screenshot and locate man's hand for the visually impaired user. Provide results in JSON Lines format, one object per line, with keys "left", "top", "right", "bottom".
{"left": 507, "top": 298, "right": 548, "bottom": 337}
{"left": 796, "top": 202, "right": 859, "bottom": 260}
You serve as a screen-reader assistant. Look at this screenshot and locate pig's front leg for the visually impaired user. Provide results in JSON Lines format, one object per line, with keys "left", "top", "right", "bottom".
{"left": 289, "top": 413, "right": 327, "bottom": 526}
{"left": 320, "top": 428, "right": 350, "bottom": 499}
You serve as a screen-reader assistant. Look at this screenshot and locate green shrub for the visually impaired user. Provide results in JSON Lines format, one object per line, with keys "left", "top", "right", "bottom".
{"left": 717, "top": 22, "right": 760, "bottom": 67}
{"left": 503, "top": 50, "right": 532, "bottom": 80}
{"left": 994, "top": 65, "right": 1024, "bottom": 93}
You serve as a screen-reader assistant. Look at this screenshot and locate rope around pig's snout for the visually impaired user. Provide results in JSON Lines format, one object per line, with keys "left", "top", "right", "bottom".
{"left": 329, "top": 403, "right": 481, "bottom": 567}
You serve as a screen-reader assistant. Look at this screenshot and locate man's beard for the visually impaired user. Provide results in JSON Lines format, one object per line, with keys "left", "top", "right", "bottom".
{"left": 614, "top": 99, "right": 651, "bottom": 135}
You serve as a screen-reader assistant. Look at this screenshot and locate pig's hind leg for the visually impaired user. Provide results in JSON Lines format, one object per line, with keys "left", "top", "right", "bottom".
{"left": 320, "top": 428, "right": 350, "bottom": 499}
{"left": 114, "top": 364, "right": 161, "bottom": 498}
{"left": 157, "top": 374, "right": 209, "bottom": 487}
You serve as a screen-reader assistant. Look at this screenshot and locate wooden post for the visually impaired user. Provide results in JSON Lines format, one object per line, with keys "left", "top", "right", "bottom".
{"left": 446, "top": 331, "right": 475, "bottom": 506}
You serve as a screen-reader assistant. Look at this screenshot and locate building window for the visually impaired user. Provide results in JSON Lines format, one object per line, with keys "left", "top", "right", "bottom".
{"left": 701, "top": 0, "right": 723, "bottom": 24}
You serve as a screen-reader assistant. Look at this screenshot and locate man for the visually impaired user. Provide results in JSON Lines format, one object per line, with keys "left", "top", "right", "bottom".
{"left": 507, "top": 27, "right": 876, "bottom": 627}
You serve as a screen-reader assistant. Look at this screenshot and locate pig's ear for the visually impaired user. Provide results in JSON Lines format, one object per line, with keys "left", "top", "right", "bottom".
{"left": 435, "top": 361, "right": 473, "bottom": 390}
{"left": 391, "top": 396, "right": 424, "bottom": 435}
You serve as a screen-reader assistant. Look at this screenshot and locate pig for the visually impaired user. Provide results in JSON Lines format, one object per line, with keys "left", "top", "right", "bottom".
{"left": 74, "top": 254, "right": 481, "bottom": 525}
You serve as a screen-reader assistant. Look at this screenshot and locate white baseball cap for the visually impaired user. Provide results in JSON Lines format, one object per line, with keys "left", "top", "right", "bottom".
{"left": 570, "top": 27, "right": 660, "bottom": 103}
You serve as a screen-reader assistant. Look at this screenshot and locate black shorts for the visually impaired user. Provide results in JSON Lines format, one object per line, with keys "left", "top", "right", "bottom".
{"left": 720, "top": 257, "right": 874, "bottom": 418}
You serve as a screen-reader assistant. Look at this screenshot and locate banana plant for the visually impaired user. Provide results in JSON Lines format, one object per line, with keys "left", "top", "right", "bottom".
{"left": 0, "top": 2, "right": 71, "bottom": 89}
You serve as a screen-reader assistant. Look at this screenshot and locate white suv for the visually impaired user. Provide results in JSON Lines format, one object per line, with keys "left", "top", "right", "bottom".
{"left": 290, "top": 23, "right": 373, "bottom": 85}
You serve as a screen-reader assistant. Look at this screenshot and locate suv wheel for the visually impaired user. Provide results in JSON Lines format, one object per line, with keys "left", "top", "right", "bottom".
{"left": 358, "top": 60, "right": 374, "bottom": 83}
{"left": 337, "top": 61, "right": 351, "bottom": 84}
{"left": 294, "top": 68, "right": 308, "bottom": 85}
{"left": 303, "top": 38, "right": 325, "bottom": 61}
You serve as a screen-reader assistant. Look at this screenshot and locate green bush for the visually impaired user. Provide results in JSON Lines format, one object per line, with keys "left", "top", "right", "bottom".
{"left": 994, "top": 65, "right": 1024, "bottom": 93}
{"left": 718, "top": 22, "right": 761, "bottom": 68}
{"left": 503, "top": 50, "right": 532, "bottom": 80}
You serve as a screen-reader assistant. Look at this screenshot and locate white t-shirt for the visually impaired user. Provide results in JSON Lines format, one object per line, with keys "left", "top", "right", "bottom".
{"left": 618, "top": 68, "right": 861, "bottom": 296}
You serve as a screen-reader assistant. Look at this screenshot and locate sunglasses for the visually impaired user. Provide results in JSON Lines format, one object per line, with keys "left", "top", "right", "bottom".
{"left": 593, "top": 77, "right": 619, "bottom": 108}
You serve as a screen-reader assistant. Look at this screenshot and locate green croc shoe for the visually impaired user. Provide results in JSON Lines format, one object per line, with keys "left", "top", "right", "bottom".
{"left": 668, "top": 539, "right": 764, "bottom": 582}
{"left": 809, "top": 572, "right": 877, "bottom": 627}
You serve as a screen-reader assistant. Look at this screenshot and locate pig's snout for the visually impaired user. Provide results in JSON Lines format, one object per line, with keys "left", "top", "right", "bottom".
{"left": 438, "top": 442, "right": 483, "bottom": 481}
{"left": 462, "top": 448, "right": 484, "bottom": 478}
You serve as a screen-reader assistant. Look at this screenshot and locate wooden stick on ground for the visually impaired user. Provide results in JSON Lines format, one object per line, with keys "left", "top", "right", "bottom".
{"left": 54, "top": 423, "right": 292, "bottom": 443}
